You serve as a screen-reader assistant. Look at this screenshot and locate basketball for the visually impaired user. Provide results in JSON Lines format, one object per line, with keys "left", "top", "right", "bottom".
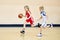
{"left": 18, "top": 13, "right": 23, "bottom": 18}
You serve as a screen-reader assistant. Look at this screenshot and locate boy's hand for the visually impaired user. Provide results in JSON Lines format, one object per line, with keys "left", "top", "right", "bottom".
{"left": 37, "top": 16, "right": 42, "bottom": 21}
{"left": 37, "top": 18, "right": 41, "bottom": 21}
{"left": 37, "top": 18, "right": 40, "bottom": 21}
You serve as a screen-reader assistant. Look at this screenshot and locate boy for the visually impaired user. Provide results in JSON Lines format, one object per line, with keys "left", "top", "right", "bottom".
{"left": 37, "top": 6, "right": 47, "bottom": 37}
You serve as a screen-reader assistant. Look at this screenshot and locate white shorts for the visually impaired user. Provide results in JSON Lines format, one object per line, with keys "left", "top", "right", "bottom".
{"left": 41, "top": 16, "right": 47, "bottom": 27}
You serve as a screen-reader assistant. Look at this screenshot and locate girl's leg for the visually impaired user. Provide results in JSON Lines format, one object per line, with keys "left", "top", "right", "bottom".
{"left": 23, "top": 21, "right": 26, "bottom": 30}
{"left": 20, "top": 21, "right": 27, "bottom": 34}
{"left": 30, "top": 21, "right": 34, "bottom": 28}
{"left": 30, "top": 19, "right": 34, "bottom": 27}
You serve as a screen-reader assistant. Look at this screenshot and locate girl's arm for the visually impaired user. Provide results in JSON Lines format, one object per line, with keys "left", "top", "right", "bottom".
{"left": 23, "top": 14, "right": 26, "bottom": 17}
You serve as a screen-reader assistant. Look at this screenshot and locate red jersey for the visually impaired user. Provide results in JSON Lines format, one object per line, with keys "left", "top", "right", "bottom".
{"left": 26, "top": 11, "right": 31, "bottom": 18}
{"left": 25, "top": 11, "right": 34, "bottom": 25}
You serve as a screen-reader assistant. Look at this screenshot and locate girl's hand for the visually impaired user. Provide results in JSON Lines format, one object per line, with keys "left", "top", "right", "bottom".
{"left": 23, "top": 15, "right": 26, "bottom": 17}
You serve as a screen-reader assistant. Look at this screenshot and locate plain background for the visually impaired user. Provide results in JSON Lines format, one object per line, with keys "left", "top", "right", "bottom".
{"left": 0, "top": 0, "right": 60, "bottom": 24}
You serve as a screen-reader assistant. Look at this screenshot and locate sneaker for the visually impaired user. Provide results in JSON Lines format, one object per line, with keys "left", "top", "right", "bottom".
{"left": 20, "top": 30, "right": 25, "bottom": 34}
{"left": 37, "top": 33, "right": 42, "bottom": 37}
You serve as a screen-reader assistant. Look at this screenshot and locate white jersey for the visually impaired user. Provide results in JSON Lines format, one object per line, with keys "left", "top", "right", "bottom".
{"left": 40, "top": 11, "right": 46, "bottom": 18}
{"left": 40, "top": 11, "right": 47, "bottom": 27}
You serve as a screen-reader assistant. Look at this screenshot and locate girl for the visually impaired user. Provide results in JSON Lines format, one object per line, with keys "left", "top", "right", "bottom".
{"left": 20, "top": 5, "right": 34, "bottom": 34}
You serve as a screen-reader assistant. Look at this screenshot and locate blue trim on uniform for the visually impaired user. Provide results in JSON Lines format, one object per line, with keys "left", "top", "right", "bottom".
{"left": 40, "top": 11, "right": 46, "bottom": 16}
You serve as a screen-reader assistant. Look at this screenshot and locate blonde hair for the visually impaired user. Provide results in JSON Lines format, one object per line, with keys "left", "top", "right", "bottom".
{"left": 39, "top": 6, "right": 44, "bottom": 10}
{"left": 24, "top": 5, "right": 29, "bottom": 10}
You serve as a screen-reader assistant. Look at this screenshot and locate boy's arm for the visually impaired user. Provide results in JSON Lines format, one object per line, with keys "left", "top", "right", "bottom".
{"left": 39, "top": 16, "right": 42, "bottom": 19}
{"left": 37, "top": 16, "right": 42, "bottom": 21}
{"left": 46, "top": 15, "right": 48, "bottom": 19}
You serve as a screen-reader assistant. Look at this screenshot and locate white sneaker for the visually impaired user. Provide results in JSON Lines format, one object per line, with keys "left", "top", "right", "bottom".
{"left": 37, "top": 33, "right": 42, "bottom": 37}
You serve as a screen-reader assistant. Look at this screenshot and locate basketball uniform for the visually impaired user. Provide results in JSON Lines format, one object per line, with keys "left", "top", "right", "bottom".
{"left": 40, "top": 11, "right": 47, "bottom": 27}
{"left": 25, "top": 11, "right": 34, "bottom": 25}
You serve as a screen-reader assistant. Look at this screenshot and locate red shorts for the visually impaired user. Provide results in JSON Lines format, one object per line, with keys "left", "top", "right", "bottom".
{"left": 26, "top": 17, "right": 34, "bottom": 25}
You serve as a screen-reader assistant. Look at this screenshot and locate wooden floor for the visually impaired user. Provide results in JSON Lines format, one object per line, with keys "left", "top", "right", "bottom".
{"left": 0, "top": 27, "right": 60, "bottom": 40}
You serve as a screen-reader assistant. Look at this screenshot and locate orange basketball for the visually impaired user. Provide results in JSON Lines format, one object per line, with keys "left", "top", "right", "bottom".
{"left": 18, "top": 13, "right": 23, "bottom": 18}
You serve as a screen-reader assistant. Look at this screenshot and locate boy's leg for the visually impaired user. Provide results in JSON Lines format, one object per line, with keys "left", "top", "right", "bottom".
{"left": 40, "top": 26, "right": 42, "bottom": 34}
{"left": 37, "top": 21, "right": 45, "bottom": 37}
{"left": 37, "top": 26, "right": 42, "bottom": 37}
{"left": 37, "top": 19, "right": 47, "bottom": 37}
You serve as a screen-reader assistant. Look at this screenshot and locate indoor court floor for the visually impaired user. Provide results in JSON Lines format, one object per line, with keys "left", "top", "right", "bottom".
{"left": 0, "top": 27, "right": 60, "bottom": 40}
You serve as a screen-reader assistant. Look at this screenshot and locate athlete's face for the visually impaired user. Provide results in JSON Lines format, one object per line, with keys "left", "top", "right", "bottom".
{"left": 24, "top": 7, "right": 28, "bottom": 11}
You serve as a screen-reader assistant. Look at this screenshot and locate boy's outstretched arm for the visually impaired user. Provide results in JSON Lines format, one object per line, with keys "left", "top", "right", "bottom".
{"left": 37, "top": 16, "right": 42, "bottom": 21}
